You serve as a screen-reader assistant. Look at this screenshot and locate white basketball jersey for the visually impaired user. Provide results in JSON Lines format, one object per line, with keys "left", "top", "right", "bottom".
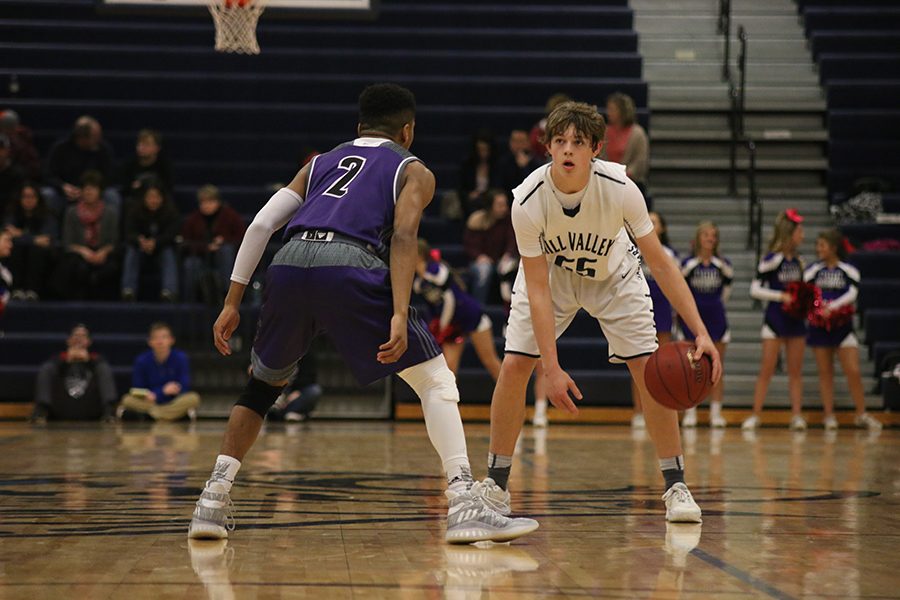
{"left": 511, "top": 159, "right": 649, "bottom": 281}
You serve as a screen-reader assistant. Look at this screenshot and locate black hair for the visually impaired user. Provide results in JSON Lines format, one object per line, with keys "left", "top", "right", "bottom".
{"left": 358, "top": 83, "right": 416, "bottom": 137}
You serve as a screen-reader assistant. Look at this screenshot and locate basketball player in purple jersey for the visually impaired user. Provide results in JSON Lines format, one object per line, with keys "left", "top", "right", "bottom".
{"left": 188, "top": 84, "right": 537, "bottom": 544}
{"left": 679, "top": 221, "right": 732, "bottom": 428}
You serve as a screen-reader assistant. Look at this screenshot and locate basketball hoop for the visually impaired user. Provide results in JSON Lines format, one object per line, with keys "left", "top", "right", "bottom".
{"left": 208, "top": 0, "right": 265, "bottom": 55}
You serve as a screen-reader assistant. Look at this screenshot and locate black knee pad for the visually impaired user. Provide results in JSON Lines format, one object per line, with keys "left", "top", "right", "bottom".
{"left": 235, "top": 377, "right": 283, "bottom": 418}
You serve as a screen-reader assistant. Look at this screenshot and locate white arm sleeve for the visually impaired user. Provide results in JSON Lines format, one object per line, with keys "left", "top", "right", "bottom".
{"left": 230, "top": 187, "right": 303, "bottom": 284}
{"left": 622, "top": 177, "right": 654, "bottom": 239}
{"left": 750, "top": 278, "right": 785, "bottom": 303}
{"left": 827, "top": 286, "right": 858, "bottom": 310}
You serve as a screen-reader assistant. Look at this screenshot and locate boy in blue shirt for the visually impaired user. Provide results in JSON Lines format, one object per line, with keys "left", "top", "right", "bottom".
{"left": 118, "top": 322, "right": 200, "bottom": 420}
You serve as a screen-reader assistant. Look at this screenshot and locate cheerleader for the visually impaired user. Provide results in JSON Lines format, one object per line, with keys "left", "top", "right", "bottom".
{"left": 414, "top": 240, "right": 501, "bottom": 380}
{"left": 743, "top": 209, "right": 807, "bottom": 430}
{"left": 630, "top": 211, "right": 679, "bottom": 429}
{"left": 805, "top": 229, "right": 882, "bottom": 431}
{"left": 680, "top": 221, "right": 731, "bottom": 428}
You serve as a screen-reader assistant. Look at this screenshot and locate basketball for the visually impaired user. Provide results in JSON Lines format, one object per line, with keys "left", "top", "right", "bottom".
{"left": 644, "top": 341, "right": 713, "bottom": 411}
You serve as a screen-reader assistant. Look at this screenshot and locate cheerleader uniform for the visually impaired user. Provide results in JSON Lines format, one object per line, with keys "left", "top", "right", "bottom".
{"left": 750, "top": 252, "right": 806, "bottom": 338}
{"left": 413, "top": 260, "right": 492, "bottom": 339}
{"left": 642, "top": 245, "right": 679, "bottom": 336}
{"left": 679, "top": 255, "right": 732, "bottom": 343}
{"left": 803, "top": 261, "right": 860, "bottom": 348}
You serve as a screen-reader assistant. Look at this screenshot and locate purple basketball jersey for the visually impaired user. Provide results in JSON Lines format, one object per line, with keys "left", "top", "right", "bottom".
{"left": 285, "top": 137, "right": 421, "bottom": 250}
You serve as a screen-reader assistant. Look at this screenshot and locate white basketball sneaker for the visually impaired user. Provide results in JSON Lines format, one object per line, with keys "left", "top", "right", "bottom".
{"left": 469, "top": 477, "right": 512, "bottom": 516}
{"left": 445, "top": 489, "right": 538, "bottom": 544}
{"left": 532, "top": 399, "right": 548, "bottom": 427}
{"left": 709, "top": 402, "right": 727, "bottom": 428}
{"left": 790, "top": 414, "right": 807, "bottom": 431}
{"left": 855, "top": 412, "right": 883, "bottom": 431}
{"left": 741, "top": 414, "right": 760, "bottom": 430}
{"left": 823, "top": 414, "right": 839, "bottom": 431}
{"left": 662, "top": 482, "right": 702, "bottom": 523}
{"left": 681, "top": 408, "right": 698, "bottom": 428}
{"left": 188, "top": 481, "right": 235, "bottom": 539}
{"left": 631, "top": 413, "right": 646, "bottom": 429}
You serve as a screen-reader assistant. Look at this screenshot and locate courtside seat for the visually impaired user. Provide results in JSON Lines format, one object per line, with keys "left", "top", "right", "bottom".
{"left": 829, "top": 169, "right": 900, "bottom": 195}
{"left": 0, "top": 365, "right": 132, "bottom": 403}
{"left": 829, "top": 141, "right": 900, "bottom": 168}
{"left": 864, "top": 309, "right": 900, "bottom": 345}
{"left": 482, "top": 306, "right": 603, "bottom": 339}
{"left": 803, "top": 7, "right": 900, "bottom": 35}
{"left": 872, "top": 342, "right": 900, "bottom": 376}
{"left": 4, "top": 43, "right": 643, "bottom": 79}
{"left": 849, "top": 251, "right": 900, "bottom": 279}
{"left": 857, "top": 280, "right": 900, "bottom": 314}
{"left": 811, "top": 32, "right": 900, "bottom": 59}
{"left": 818, "top": 54, "right": 900, "bottom": 84}
{"left": 828, "top": 81, "right": 900, "bottom": 109}
{"left": 828, "top": 109, "right": 900, "bottom": 141}
{"left": 840, "top": 224, "right": 900, "bottom": 244}
{"left": 0, "top": 332, "right": 148, "bottom": 366}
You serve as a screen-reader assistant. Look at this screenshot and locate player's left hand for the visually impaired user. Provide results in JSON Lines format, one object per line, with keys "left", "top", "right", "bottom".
{"left": 377, "top": 314, "right": 408, "bottom": 364}
{"left": 213, "top": 305, "right": 240, "bottom": 356}
{"left": 692, "top": 334, "right": 722, "bottom": 385}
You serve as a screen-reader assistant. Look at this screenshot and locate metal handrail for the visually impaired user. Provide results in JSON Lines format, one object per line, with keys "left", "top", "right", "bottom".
{"left": 746, "top": 139, "right": 762, "bottom": 264}
{"left": 737, "top": 25, "right": 748, "bottom": 137}
{"left": 719, "top": 0, "right": 731, "bottom": 81}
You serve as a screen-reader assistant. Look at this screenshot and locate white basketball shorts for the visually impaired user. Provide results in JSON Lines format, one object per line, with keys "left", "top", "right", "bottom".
{"left": 504, "top": 254, "right": 658, "bottom": 363}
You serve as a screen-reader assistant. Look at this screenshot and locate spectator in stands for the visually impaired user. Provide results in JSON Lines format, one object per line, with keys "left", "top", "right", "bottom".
{"left": 463, "top": 188, "right": 518, "bottom": 305}
{"left": 44, "top": 115, "right": 120, "bottom": 214}
{"left": 30, "top": 324, "right": 118, "bottom": 423}
{"left": 181, "top": 184, "right": 246, "bottom": 303}
{"left": 805, "top": 229, "right": 882, "bottom": 431}
{"left": 631, "top": 211, "right": 678, "bottom": 430}
{"left": 679, "top": 221, "right": 732, "bottom": 429}
{"left": 121, "top": 179, "right": 180, "bottom": 302}
{"left": 603, "top": 92, "right": 649, "bottom": 198}
{"left": 0, "top": 110, "right": 41, "bottom": 181}
{"left": 0, "top": 230, "right": 11, "bottom": 320}
{"left": 267, "top": 353, "right": 322, "bottom": 422}
{"left": 117, "top": 322, "right": 200, "bottom": 421}
{"left": 0, "top": 133, "right": 25, "bottom": 217}
{"left": 118, "top": 129, "right": 174, "bottom": 207}
{"left": 744, "top": 209, "right": 807, "bottom": 431}
{"left": 414, "top": 240, "right": 502, "bottom": 381}
{"left": 495, "top": 129, "right": 543, "bottom": 197}
{"left": 4, "top": 183, "right": 58, "bottom": 301}
{"left": 457, "top": 129, "right": 499, "bottom": 217}
{"left": 529, "top": 93, "right": 571, "bottom": 160}
{"left": 52, "top": 171, "right": 120, "bottom": 301}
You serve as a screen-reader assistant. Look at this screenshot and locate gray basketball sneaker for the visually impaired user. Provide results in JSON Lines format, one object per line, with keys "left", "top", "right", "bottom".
{"left": 188, "top": 481, "right": 235, "bottom": 539}
{"left": 445, "top": 489, "right": 538, "bottom": 544}
{"left": 469, "top": 477, "right": 512, "bottom": 516}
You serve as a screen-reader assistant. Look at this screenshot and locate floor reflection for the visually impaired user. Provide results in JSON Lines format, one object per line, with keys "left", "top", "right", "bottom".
{"left": 438, "top": 543, "right": 539, "bottom": 600}
{"left": 189, "top": 539, "right": 235, "bottom": 600}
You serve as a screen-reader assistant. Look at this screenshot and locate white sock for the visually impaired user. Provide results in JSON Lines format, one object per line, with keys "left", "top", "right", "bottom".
{"left": 398, "top": 356, "right": 472, "bottom": 489}
{"left": 209, "top": 454, "right": 241, "bottom": 492}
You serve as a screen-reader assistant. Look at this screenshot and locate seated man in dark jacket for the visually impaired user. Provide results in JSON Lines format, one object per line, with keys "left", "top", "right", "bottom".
{"left": 31, "top": 324, "right": 118, "bottom": 423}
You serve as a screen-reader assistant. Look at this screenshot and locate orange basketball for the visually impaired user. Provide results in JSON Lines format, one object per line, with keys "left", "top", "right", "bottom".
{"left": 643, "top": 341, "right": 713, "bottom": 410}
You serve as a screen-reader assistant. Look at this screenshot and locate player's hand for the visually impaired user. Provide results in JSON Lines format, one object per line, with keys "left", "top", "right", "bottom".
{"left": 545, "top": 364, "right": 581, "bottom": 415}
{"left": 213, "top": 304, "right": 240, "bottom": 356}
{"left": 377, "top": 314, "right": 408, "bottom": 364}
{"left": 692, "top": 334, "right": 722, "bottom": 385}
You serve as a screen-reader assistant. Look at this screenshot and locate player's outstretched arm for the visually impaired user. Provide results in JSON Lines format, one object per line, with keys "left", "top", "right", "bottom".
{"left": 213, "top": 164, "right": 310, "bottom": 356}
{"left": 521, "top": 255, "right": 582, "bottom": 414}
{"left": 637, "top": 232, "right": 722, "bottom": 383}
{"left": 378, "top": 161, "right": 435, "bottom": 364}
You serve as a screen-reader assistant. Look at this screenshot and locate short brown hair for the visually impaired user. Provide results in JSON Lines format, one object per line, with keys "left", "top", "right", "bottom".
{"left": 541, "top": 101, "right": 607, "bottom": 148}
{"left": 137, "top": 128, "right": 162, "bottom": 146}
{"left": 197, "top": 184, "right": 221, "bottom": 202}
{"left": 148, "top": 322, "right": 172, "bottom": 336}
{"left": 818, "top": 228, "right": 847, "bottom": 260}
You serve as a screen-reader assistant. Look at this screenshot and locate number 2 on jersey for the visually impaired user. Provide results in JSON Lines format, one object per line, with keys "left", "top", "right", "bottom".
{"left": 324, "top": 156, "right": 367, "bottom": 198}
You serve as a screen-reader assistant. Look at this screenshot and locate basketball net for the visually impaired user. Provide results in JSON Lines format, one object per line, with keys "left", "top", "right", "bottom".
{"left": 208, "top": 0, "right": 265, "bottom": 55}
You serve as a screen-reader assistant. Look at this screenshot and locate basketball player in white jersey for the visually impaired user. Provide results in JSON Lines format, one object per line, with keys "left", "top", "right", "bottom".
{"left": 476, "top": 102, "right": 722, "bottom": 522}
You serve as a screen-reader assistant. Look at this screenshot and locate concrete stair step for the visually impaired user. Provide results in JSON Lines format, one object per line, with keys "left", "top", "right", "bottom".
{"left": 651, "top": 129, "right": 828, "bottom": 143}
{"left": 640, "top": 38, "right": 810, "bottom": 61}
{"left": 653, "top": 196, "right": 827, "bottom": 212}
{"left": 635, "top": 15, "right": 806, "bottom": 36}
{"left": 650, "top": 157, "right": 828, "bottom": 171}
{"left": 645, "top": 61, "right": 818, "bottom": 83}
{"left": 631, "top": 0, "right": 797, "bottom": 14}
{"left": 652, "top": 140, "right": 825, "bottom": 160}
{"left": 651, "top": 112, "right": 827, "bottom": 132}
{"left": 649, "top": 185, "right": 828, "bottom": 198}
{"left": 651, "top": 170, "right": 825, "bottom": 189}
